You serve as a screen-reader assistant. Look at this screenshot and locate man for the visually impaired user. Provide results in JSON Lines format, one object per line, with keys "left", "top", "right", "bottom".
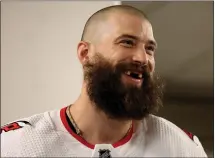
{"left": 1, "top": 5, "right": 207, "bottom": 157}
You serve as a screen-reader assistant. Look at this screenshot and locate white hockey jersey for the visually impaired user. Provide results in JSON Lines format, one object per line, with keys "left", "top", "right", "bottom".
{"left": 1, "top": 106, "right": 207, "bottom": 157}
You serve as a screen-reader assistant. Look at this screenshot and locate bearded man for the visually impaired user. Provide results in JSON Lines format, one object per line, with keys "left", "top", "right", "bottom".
{"left": 1, "top": 5, "right": 207, "bottom": 157}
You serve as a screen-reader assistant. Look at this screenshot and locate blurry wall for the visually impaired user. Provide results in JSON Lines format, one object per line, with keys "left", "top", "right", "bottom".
{"left": 1, "top": 1, "right": 121, "bottom": 124}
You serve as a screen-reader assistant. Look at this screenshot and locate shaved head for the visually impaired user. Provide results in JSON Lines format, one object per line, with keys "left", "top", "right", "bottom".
{"left": 77, "top": 4, "right": 163, "bottom": 120}
{"left": 81, "top": 5, "right": 148, "bottom": 43}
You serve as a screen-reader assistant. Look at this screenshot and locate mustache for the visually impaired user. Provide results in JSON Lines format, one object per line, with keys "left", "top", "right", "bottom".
{"left": 83, "top": 54, "right": 151, "bottom": 82}
{"left": 115, "top": 61, "right": 150, "bottom": 76}
{"left": 84, "top": 53, "right": 150, "bottom": 74}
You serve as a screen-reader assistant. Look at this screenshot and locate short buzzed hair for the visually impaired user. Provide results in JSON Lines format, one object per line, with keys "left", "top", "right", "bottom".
{"left": 81, "top": 5, "right": 148, "bottom": 42}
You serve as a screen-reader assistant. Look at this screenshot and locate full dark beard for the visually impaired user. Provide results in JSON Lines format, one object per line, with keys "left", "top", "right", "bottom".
{"left": 83, "top": 53, "right": 164, "bottom": 121}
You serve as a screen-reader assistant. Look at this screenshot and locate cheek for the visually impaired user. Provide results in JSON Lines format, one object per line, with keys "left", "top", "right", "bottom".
{"left": 111, "top": 46, "right": 133, "bottom": 60}
{"left": 148, "top": 58, "right": 155, "bottom": 72}
{"left": 108, "top": 49, "right": 127, "bottom": 62}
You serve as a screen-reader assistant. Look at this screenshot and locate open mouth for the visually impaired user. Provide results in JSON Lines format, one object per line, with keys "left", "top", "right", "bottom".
{"left": 124, "top": 71, "right": 143, "bottom": 80}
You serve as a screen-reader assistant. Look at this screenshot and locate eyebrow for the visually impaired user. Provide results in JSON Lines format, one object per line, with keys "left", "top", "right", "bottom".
{"left": 115, "top": 34, "right": 158, "bottom": 48}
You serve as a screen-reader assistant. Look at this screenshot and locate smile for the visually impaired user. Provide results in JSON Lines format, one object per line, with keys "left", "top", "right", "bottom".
{"left": 123, "top": 71, "right": 144, "bottom": 86}
{"left": 125, "top": 71, "right": 143, "bottom": 79}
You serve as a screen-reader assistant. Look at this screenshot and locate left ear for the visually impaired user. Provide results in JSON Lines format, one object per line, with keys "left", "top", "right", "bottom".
{"left": 77, "top": 41, "right": 90, "bottom": 65}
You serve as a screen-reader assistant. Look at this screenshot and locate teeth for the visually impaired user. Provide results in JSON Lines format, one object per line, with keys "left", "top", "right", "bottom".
{"left": 126, "top": 71, "right": 143, "bottom": 79}
{"left": 126, "top": 71, "right": 131, "bottom": 75}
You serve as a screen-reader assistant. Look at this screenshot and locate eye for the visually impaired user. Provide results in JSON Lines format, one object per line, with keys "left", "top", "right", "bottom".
{"left": 120, "top": 39, "right": 135, "bottom": 48}
{"left": 146, "top": 46, "right": 155, "bottom": 51}
{"left": 146, "top": 45, "right": 155, "bottom": 55}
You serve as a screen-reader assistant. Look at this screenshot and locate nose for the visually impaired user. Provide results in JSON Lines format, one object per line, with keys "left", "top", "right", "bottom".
{"left": 132, "top": 48, "right": 148, "bottom": 65}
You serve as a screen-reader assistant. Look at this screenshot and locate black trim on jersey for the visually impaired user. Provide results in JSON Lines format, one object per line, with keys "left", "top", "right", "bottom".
{"left": 1, "top": 120, "right": 31, "bottom": 134}
{"left": 65, "top": 110, "right": 78, "bottom": 135}
{"left": 17, "top": 121, "right": 31, "bottom": 126}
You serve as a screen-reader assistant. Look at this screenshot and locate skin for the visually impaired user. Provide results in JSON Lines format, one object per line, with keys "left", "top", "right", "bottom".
{"left": 71, "top": 11, "right": 157, "bottom": 145}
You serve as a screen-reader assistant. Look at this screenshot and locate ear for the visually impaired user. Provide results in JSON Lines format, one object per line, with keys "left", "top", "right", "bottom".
{"left": 77, "top": 41, "right": 90, "bottom": 65}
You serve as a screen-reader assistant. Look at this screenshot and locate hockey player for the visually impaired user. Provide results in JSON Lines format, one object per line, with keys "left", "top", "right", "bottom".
{"left": 1, "top": 5, "right": 207, "bottom": 157}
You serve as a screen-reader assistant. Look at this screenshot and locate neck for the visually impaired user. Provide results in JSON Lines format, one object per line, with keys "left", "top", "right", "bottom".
{"left": 69, "top": 83, "right": 135, "bottom": 145}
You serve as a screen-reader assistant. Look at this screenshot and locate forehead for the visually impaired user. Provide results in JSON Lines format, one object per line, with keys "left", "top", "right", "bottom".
{"left": 98, "top": 13, "right": 155, "bottom": 45}
{"left": 101, "top": 12, "right": 155, "bottom": 42}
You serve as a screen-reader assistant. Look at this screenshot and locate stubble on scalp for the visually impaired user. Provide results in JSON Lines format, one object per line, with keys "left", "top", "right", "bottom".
{"left": 81, "top": 5, "right": 149, "bottom": 44}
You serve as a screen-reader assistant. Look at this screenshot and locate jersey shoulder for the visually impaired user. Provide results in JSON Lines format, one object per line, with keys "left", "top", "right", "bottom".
{"left": 144, "top": 115, "right": 207, "bottom": 157}
{"left": 1, "top": 111, "right": 57, "bottom": 157}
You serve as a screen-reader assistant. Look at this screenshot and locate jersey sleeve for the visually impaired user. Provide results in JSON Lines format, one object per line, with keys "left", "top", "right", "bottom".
{"left": 182, "top": 129, "right": 208, "bottom": 157}
{"left": 1, "top": 120, "right": 32, "bottom": 156}
{"left": 193, "top": 135, "right": 208, "bottom": 157}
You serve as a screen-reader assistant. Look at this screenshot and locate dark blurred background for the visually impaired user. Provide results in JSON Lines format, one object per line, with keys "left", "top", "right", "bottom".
{"left": 122, "top": 1, "right": 213, "bottom": 156}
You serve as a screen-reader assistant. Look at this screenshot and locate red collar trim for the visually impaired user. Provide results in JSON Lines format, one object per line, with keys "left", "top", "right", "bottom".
{"left": 60, "top": 107, "right": 133, "bottom": 149}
